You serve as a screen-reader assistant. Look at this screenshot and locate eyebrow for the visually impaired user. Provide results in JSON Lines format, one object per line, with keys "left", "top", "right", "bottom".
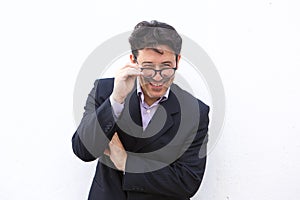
{"left": 141, "top": 61, "right": 173, "bottom": 65}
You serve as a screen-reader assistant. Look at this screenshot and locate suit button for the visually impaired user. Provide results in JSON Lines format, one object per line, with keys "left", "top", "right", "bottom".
{"left": 132, "top": 187, "right": 138, "bottom": 191}
{"left": 103, "top": 122, "right": 113, "bottom": 133}
{"left": 107, "top": 122, "right": 113, "bottom": 128}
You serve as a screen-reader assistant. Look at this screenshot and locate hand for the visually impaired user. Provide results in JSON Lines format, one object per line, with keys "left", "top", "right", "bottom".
{"left": 104, "top": 132, "right": 127, "bottom": 171}
{"left": 111, "top": 63, "right": 142, "bottom": 103}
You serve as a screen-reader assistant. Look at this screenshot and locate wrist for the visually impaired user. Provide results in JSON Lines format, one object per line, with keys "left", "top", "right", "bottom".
{"left": 122, "top": 154, "right": 128, "bottom": 172}
{"left": 112, "top": 92, "right": 125, "bottom": 104}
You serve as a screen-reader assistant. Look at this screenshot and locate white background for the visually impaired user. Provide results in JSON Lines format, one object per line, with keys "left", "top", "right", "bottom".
{"left": 0, "top": 0, "right": 299, "bottom": 199}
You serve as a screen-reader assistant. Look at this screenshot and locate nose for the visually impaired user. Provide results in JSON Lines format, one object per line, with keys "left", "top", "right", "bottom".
{"left": 152, "top": 70, "right": 163, "bottom": 82}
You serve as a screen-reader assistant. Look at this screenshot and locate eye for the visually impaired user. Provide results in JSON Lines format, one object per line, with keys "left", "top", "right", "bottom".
{"left": 142, "top": 64, "right": 155, "bottom": 68}
{"left": 161, "top": 63, "right": 172, "bottom": 68}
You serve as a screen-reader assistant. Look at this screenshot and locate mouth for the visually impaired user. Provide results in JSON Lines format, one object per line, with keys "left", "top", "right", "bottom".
{"left": 150, "top": 82, "right": 163, "bottom": 87}
{"left": 148, "top": 82, "right": 165, "bottom": 91}
{"left": 142, "top": 77, "right": 171, "bottom": 91}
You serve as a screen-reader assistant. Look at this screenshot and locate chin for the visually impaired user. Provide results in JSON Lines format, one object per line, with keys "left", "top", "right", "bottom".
{"left": 148, "top": 91, "right": 165, "bottom": 99}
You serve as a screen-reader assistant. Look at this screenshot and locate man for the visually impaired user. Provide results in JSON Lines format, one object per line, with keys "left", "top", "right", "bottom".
{"left": 72, "top": 20, "right": 210, "bottom": 200}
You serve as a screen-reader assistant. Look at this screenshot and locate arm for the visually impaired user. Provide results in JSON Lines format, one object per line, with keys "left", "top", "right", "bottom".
{"left": 122, "top": 104, "right": 209, "bottom": 199}
{"left": 72, "top": 79, "right": 117, "bottom": 162}
{"left": 72, "top": 62, "right": 142, "bottom": 162}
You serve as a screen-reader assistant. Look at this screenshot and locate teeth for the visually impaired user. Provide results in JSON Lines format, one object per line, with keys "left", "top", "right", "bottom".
{"left": 152, "top": 83, "right": 162, "bottom": 86}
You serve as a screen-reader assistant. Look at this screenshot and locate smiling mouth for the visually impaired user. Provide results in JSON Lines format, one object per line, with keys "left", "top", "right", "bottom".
{"left": 143, "top": 76, "right": 171, "bottom": 89}
{"left": 150, "top": 82, "right": 163, "bottom": 87}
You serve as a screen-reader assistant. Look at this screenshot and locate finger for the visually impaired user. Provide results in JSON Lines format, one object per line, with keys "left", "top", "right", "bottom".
{"left": 111, "top": 132, "right": 118, "bottom": 141}
{"left": 113, "top": 133, "right": 122, "bottom": 143}
{"left": 112, "top": 133, "right": 125, "bottom": 149}
{"left": 115, "top": 69, "right": 141, "bottom": 81}
{"left": 104, "top": 148, "right": 110, "bottom": 156}
{"left": 121, "top": 68, "right": 143, "bottom": 77}
{"left": 110, "top": 132, "right": 119, "bottom": 145}
{"left": 112, "top": 132, "right": 118, "bottom": 139}
{"left": 119, "top": 62, "right": 139, "bottom": 70}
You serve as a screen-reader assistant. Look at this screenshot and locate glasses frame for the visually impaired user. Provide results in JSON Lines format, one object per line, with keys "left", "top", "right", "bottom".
{"left": 139, "top": 67, "right": 177, "bottom": 79}
{"left": 135, "top": 60, "right": 177, "bottom": 79}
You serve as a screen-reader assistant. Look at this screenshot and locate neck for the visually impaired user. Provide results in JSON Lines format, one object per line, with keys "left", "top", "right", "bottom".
{"left": 144, "top": 96, "right": 160, "bottom": 106}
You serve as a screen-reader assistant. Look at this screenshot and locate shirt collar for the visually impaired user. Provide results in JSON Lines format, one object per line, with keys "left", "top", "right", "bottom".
{"left": 136, "top": 78, "right": 170, "bottom": 105}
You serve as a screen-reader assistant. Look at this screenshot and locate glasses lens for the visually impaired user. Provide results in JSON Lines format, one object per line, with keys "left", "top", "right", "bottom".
{"left": 141, "top": 68, "right": 175, "bottom": 78}
{"left": 142, "top": 69, "right": 155, "bottom": 78}
{"left": 161, "top": 68, "right": 175, "bottom": 78}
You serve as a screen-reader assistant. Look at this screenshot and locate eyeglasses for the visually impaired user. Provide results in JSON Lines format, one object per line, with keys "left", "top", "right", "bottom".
{"left": 138, "top": 62, "right": 177, "bottom": 79}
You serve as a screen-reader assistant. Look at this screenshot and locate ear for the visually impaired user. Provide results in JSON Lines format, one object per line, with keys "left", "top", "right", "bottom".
{"left": 176, "top": 54, "right": 181, "bottom": 69}
{"left": 130, "top": 54, "right": 136, "bottom": 63}
{"left": 177, "top": 54, "right": 181, "bottom": 62}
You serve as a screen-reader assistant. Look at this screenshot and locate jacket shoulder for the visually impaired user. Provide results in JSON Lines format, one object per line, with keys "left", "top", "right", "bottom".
{"left": 93, "top": 78, "right": 115, "bottom": 100}
{"left": 170, "top": 83, "right": 209, "bottom": 111}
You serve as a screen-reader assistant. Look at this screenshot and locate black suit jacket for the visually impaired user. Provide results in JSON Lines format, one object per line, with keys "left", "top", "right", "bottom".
{"left": 72, "top": 78, "right": 209, "bottom": 200}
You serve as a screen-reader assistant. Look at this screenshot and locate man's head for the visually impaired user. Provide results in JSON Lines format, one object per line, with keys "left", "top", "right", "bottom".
{"left": 129, "top": 20, "right": 182, "bottom": 62}
{"left": 128, "top": 20, "right": 182, "bottom": 105}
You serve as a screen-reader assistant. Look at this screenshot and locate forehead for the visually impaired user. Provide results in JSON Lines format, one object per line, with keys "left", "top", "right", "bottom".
{"left": 137, "top": 45, "right": 176, "bottom": 61}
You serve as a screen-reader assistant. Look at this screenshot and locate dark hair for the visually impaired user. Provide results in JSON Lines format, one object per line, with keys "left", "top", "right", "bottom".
{"left": 129, "top": 20, "right": 182, "bottom": 62}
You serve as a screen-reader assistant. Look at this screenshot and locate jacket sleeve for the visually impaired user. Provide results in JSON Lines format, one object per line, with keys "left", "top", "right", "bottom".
{"left": 72, "top": 79, "right": 117, "bottom": 162}
{"left": 122, "top": 104, "right": 210, "bottom": 199}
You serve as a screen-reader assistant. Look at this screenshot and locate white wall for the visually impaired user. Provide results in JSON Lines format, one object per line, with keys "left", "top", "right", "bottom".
{"left": 0, "top": 0, "right": 299, "bottom": 199}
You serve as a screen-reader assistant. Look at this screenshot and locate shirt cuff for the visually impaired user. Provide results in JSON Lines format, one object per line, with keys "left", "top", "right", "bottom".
{"left": 109, "top": 95, "right": 124, "bottom": 118}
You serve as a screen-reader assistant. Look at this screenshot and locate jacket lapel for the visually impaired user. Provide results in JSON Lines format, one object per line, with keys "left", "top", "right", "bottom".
{"left": 132, "top": 89, "right": 180, "bottom": 152}
{"left": 116, "top": 88, "right": 143, "bottom": 138}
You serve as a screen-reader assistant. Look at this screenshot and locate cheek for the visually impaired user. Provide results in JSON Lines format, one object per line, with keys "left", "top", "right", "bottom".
{"left": 165, "top": 77, "right": 174, "bottom": 86}
{"left": 139, "top": 77, "right": 148, "bottom": 87}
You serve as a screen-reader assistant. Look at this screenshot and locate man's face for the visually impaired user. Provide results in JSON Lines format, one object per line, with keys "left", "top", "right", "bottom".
{"left": 132, "top": 45, "right": 181, "bottom": 105}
